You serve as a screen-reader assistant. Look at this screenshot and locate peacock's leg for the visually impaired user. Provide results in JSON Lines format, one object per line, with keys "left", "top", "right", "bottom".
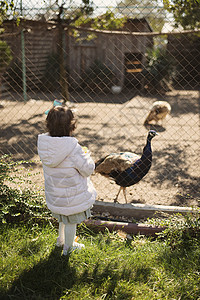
{"left": 122, "top": 187, "right": 127, "bottom": 203}
{"left": 114, "top": 186, "right": 122, "bottom": 203}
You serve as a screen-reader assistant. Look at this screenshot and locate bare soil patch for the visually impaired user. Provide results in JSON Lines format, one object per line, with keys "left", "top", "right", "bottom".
{"left": 0, "top": 89, "right": 199, "bottom": 208}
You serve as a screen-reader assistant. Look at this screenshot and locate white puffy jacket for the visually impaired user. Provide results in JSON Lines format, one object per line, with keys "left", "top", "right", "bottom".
{"left": 37, "top": 133, "right": 97, "bottom": 216}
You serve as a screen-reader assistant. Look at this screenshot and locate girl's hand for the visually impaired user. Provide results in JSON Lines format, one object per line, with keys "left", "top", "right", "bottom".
{"left": 82, "top": 146, "right": 91, "bottom": 155}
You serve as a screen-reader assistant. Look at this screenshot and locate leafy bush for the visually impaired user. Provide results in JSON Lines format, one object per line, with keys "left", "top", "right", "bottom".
{"left": 0, "top": 40, "right": 12, "bottom": 74}
{"left": 41, "top": 53, "right": 61, "bottom": 91}
{"left": 6, "top": 59, "right": 23, "bottom": 91}
{"left": 143, "top": 47, "right": 176, "bottom": 93}
{"left": 0, "top": 155, "right": 50, "bottom": 224}
{"left": 81, "top": 60, "right": 115, "bottom": 92}
{"left": 150, "top": 211, "right": 200, "bottom": 251}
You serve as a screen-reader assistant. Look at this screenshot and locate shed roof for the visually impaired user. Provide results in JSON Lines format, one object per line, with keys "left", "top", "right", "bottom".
{"left": 123, "top": 17, "right": 153, "bottom": 32}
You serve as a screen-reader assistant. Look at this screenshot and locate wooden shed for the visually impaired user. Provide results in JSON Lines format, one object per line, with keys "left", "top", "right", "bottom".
{"left": 1, "top": 19, "right": 57, "bottom": 96}
{"left": 1, "top": 17, "right": 153, "bottom": 96}
{"left": 67, "top": 18, "right": 153, "bottom": 89}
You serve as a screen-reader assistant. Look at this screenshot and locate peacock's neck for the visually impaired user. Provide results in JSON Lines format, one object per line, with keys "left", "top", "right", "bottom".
{"left": 141, "top": 140, "right": 152, "bottom": 162}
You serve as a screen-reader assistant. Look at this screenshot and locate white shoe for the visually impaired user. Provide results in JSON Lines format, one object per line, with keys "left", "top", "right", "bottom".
{"left": 56, "top": 236, "right": 79, "bottom": 248}
{"left": 62, "top": 242, "right": 85, "bottom": 255}
{"left": 73, "top": 241, "right": 85, "bottom": 250}
{"left": 62, "top": 248, "right": 72, "bottom": 255}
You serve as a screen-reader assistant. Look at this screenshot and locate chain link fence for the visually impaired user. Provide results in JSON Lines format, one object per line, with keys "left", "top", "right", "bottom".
{"left": 0, "top": 0, "right": 199, "bottom": 207}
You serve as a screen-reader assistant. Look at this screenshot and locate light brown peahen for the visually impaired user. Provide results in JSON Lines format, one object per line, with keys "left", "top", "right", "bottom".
{"left": 144, "top": 101, "right": 171, "bottom": 126}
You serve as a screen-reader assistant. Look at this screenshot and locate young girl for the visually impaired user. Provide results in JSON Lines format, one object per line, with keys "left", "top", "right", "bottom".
{"left": 37, "top": 105, "right": 96, "bottom": 255}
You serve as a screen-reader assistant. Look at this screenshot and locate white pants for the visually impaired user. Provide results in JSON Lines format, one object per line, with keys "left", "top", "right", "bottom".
{"left": 58, "top": 222, "right": 77, "bottom": 250}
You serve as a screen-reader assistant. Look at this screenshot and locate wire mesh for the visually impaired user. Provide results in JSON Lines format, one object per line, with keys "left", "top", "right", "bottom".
{"left": 0, "top": 0, "right": 199, "bottom": 207}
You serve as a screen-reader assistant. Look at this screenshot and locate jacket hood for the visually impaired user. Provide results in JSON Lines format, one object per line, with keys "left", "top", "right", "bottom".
{"left": 37, "top": 133, "right": 78, "bottom": 167}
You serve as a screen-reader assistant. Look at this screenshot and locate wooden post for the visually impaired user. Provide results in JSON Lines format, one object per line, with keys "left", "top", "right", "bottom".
{"left": 57, "top": 5, "right": 70, "bottom": 103}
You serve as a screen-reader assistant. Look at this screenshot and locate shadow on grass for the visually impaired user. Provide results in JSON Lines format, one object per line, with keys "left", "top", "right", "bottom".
{"left": 2, "top": 247, "right": 75, "bottom": 300}
{"left": 2, "top": 245, "right": 153, "bottom": 299}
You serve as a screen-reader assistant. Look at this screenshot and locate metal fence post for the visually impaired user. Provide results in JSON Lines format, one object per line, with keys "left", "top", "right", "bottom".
{"left": 21, "top": 28, "right": 27, "bottom": 102}
{"left": 20, "top": 0, "right": 27, "bottom": 101}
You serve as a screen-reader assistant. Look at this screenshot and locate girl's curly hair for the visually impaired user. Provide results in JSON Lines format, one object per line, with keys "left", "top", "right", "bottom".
{"left": 46, "top": 106, "right": 77, "bottom": 137}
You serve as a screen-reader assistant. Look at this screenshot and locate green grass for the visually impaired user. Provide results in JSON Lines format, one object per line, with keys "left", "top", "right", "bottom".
{"left": 1, "top": 223, "right": 200, "bottom": 300}
{"left": 1, "top": 156, "right": 200, "bottom": 299}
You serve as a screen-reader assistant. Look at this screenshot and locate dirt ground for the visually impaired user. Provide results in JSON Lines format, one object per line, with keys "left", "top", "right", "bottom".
{"left": 0, "top": 89, "right": 199, "bottom": 208}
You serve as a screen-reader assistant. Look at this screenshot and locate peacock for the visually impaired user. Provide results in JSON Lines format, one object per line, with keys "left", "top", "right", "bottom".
{"left": 144, "top": 101, "right": 171, "bottom": 126}
{"left": 95, "top": 130, "right": 158, "bottom": 203}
